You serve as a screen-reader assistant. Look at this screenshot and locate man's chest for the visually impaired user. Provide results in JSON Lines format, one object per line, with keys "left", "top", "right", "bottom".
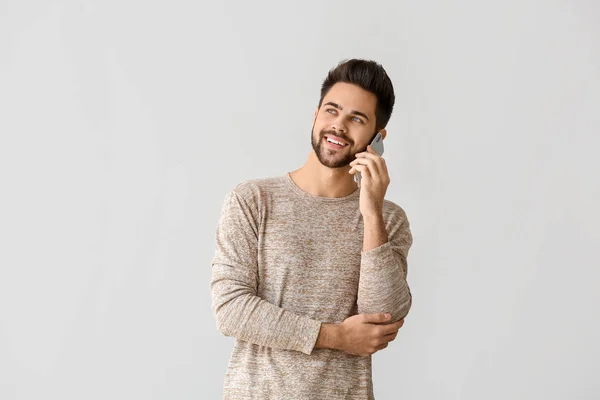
{"left": 255, "top": 203, "right": 365, "bottom": 318}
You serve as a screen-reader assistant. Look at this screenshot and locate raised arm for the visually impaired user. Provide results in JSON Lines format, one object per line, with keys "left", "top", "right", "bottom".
{"left": 356, "top": 207, "right": 413, "bottom": 323}
{"left": 210, "top": 189, "right": 322, "bottom": 355}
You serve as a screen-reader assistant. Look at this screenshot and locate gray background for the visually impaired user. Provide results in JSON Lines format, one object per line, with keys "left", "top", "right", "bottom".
{"left": 1, "top": 0, "right": 599, "bottom": 399}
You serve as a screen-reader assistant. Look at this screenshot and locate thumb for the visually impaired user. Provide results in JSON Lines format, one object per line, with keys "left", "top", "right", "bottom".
{"left": 363, "top": 313, "right": 392, "bottom": 323}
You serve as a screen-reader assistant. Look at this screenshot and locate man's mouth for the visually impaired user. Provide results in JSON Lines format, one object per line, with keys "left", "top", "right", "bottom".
{"left": 324, "top": 135, "right": 349, "bottom": 148}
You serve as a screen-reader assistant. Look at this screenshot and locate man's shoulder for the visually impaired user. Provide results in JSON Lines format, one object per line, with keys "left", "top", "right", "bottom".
{"left": 382, "top": 198, "right": 410, "bottom": 223}
{"left": 227, "top": 175, "right": 288, "bottom": 202}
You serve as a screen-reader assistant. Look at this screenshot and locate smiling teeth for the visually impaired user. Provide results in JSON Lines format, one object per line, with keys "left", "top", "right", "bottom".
{"left": 327, "top": 138, "right": 345, "bottom": 146}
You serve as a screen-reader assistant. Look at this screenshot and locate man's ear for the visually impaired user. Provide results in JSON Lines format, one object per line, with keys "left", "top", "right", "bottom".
{"left": 380, "top": 129, "right": 387, "bottom": 140}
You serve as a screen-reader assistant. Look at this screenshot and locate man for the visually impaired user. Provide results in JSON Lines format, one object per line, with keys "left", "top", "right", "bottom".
{"left": 210, "top": 58, "right": 413, "bottom": 399}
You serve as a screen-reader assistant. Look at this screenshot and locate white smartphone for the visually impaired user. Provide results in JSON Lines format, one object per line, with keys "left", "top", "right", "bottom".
{"left": 354, "top": 131, "right": 384, "bottom": 185}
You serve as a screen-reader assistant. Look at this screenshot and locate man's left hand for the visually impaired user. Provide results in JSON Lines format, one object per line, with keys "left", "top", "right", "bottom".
{"left": 349, "top": 145, "right": 390, "bottom": 219}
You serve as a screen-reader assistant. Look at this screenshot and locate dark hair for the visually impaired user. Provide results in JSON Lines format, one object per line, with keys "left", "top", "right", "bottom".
{"left": 318, "top": 59, "right": 395, "bottom": 130}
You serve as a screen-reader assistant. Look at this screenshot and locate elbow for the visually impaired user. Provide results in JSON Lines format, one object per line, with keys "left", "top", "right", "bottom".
{"left": 357, "top": 288, "right": 412, "bottom": 323}
{"left": 215, "top": 317, "right": 232, "bottom": 337}
{"left": 394, "top": 292, "right": 412, "bottom": 322}
{"left": 212, "top": 288, "right": 255, "bottom": 338}
{"left": 211, "top": 289, "right": 237, "bottom": 337}
{"left": 211, "top": 276, "right": 253, "bottom": 338}
{"left": 213, "top": 304, "right": 235, "bottom": 337}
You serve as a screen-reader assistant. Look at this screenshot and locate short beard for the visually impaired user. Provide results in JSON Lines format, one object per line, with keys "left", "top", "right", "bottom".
{"left": 311, "top": 125, "right": 356, "bottom": 168}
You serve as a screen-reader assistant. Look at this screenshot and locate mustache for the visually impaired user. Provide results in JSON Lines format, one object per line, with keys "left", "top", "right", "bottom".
{"left": 320, "top": 130, "right": 353, "bottom": 145}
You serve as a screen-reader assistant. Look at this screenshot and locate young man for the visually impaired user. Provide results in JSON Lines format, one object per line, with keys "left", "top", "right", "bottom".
{"left": 210, "top": 59, "right": 413, "bottom": 399}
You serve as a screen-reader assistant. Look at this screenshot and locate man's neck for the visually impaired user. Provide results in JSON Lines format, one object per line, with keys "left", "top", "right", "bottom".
{"left": 289, "top": 151, "right": 358, "bottom": 198}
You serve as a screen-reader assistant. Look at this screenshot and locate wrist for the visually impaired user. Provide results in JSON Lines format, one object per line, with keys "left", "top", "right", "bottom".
{"left": 315, "top": 323, "right": 343, "bottom": 350}
{"left": 362, "top": 212, "right": 384, "bottom": 226}
{"left": 362, "top": 213, "right": 388, "bottom": 252}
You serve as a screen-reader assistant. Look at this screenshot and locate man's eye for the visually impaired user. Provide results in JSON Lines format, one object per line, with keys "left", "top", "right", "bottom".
{"left": 326, "top": 109, "right": 336, "bottom": 114}
{"left": 352, "top": 117, "right": 363, "bottom": 123}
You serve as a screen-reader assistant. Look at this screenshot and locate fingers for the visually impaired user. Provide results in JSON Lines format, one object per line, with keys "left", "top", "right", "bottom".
{"left": 376, "top": 321, "right": 403, "bottom": 351}
{"left": 348, "top": 164, "right": 372, "bottom": 180}
{"left": 375, "top": 342, "right": 389, "bottom": 351}
{"left": 349, "top": 159, "right": 380, "bottom": 179}
{"left": 380, "top": 318, "right": 405, "bottom": 335}
{"left": 358, "top": 146, "right": 382, "bottom": 159}
{"left": 357, "top": 146, "right": 387, "bottom": 167}
{"left": 361, "top": 313, "right": 392, "bottom": 324}
{"left": 373, "top": 332, "right": 397, "bottom": 353}
{"left": 384, "top": 330, "right": 398, "bottom": 342}
{"left": 349, "top": 150, "right": 389, "bottom": 184}
{"left": 347, "top": 314, "right": 405, "bottom": 356}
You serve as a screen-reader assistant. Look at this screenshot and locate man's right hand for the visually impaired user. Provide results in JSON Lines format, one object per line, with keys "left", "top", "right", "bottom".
{"left": 315, "top": 313, "right": 405, "bottom": 356}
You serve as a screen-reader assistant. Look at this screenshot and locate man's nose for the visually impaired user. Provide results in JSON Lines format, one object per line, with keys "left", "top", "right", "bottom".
{"left": 331, "top": 116, "right": 348, "bottom": 133}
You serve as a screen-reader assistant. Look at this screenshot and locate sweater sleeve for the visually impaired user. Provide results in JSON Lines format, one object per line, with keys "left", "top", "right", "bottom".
{"left": 210, "top": 189, "right": 322, "bottom": 355}
{"left": 357, "top": 207, "right": 413, "bottom": 322}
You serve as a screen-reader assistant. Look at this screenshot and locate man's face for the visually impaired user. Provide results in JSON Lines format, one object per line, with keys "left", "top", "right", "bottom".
{"left": 311, "top": 82, "right": 378, "bottom": 169}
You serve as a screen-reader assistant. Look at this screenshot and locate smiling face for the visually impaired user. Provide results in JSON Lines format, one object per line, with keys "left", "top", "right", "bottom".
{"left": 311, "top": 82, "right": 380, "bottom": 168}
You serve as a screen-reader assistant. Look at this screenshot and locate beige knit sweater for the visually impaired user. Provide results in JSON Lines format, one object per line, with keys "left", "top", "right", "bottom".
{"left": 210, "top": 173, "right": 413, "bottom": 399}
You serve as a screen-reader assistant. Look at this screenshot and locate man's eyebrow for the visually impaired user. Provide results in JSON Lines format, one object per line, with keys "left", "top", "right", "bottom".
{"left": 323, "top": 101, "right": 370, "bottom": 121}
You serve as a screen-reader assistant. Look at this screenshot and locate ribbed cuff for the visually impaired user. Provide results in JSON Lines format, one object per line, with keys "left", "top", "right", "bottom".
{"left": 297, "top": 319, "right": 322, "bottom": 355}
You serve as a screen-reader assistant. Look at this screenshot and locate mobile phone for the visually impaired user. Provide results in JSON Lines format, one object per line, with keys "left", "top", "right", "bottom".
{"left": 354, "top": 131, "right": 384, "bottom": 185}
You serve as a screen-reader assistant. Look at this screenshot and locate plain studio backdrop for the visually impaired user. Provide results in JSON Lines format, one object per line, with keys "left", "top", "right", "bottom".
{"left": 1, "top": 0, "right": 599, "bottom": 399}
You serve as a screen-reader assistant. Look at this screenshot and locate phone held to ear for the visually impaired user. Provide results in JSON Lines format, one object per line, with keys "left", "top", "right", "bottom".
{"left": 354, "top": 131, "right": 384, "bottom": 186}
